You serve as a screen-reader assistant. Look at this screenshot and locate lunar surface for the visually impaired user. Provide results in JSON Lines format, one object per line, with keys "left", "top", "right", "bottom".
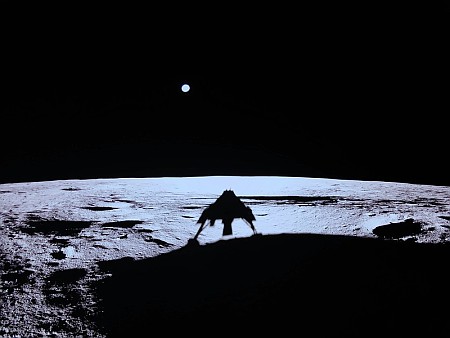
{"left": 1, "top": 176, "right": 450, "bottom": 336}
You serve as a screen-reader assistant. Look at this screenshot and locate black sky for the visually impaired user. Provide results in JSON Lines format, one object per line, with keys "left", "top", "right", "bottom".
{"left": 2, "top": 4, "right": 449, "bottom": 185}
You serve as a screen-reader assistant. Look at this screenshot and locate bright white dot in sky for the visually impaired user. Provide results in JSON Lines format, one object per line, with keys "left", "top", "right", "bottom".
{"left": 181, "top": 84, "right": 190, "bottom": 93}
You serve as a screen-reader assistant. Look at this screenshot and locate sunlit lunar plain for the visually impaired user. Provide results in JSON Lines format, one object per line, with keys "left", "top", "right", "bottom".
{"left": 1, "top": 175, "right": 450, "bottom": 336}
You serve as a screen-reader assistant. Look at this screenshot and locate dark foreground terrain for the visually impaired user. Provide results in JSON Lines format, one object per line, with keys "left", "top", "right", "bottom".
{"left": 92, "top": 233, "right": 450, "bottom": 336}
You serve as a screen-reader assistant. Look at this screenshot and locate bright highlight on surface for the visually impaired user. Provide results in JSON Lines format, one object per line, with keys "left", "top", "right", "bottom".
{"left": 181, "top": 84, "right": 190, "bottom": 92}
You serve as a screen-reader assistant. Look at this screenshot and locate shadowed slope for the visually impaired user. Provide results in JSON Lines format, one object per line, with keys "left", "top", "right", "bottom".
{"left": 93, "top": 233, "right": 450, "bottom": 336}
